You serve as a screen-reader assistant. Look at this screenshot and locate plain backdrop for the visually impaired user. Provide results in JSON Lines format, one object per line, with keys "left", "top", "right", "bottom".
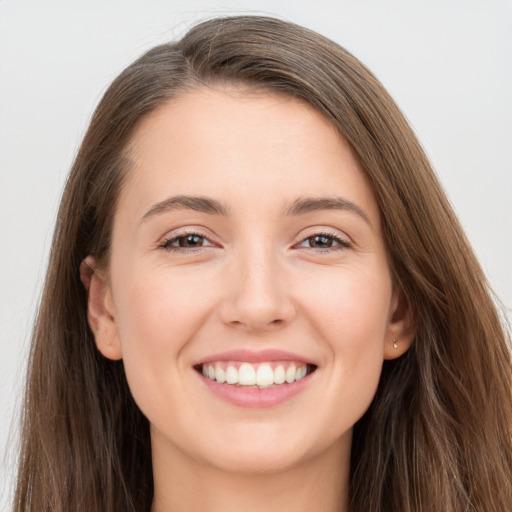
{"left": 1, "top": 0, "right": 511, "bottom": 508}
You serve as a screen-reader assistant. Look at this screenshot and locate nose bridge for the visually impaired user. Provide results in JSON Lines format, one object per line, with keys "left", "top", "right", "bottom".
{"left": 221, "top": 238, "right": 294, "bottom": 330}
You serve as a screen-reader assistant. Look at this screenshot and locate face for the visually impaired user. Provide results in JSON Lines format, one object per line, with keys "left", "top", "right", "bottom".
{"left": 85, "top": 87, "right": 412, "bottom": 475}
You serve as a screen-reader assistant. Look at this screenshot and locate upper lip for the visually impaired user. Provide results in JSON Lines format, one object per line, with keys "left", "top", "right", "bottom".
{"left": 195, "top": 349, "right": 316, "bottom": 366}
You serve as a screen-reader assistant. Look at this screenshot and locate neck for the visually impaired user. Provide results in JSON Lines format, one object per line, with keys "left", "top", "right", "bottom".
{"left": 150, "top": 435, "right": 350, "bottom": 512}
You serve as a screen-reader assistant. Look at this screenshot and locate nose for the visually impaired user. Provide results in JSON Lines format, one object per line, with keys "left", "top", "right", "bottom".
{"left": 219, "top": 247, "right": 296, "bottom": 332}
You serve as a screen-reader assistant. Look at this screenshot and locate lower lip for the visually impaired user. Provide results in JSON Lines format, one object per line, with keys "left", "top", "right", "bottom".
{"left": 198, "top": 372, "right": 314, "bottom": 408}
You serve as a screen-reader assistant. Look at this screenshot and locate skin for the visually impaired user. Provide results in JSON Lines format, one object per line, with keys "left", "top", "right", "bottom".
{"left": 83, "top": 87, "right": 414, "bottom": 512}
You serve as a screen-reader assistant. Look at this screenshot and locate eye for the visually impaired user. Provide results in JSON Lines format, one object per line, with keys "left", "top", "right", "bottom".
{"left": 159, "top": 232, "right": 215, "bottom": 251}
{"left": 297, "top": 232, "right": 351, "bottom": 251}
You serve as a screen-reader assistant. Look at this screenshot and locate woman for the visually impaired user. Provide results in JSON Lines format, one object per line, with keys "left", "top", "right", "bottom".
{"left": 14, "top": 15, "right": 512, "bottom": 512}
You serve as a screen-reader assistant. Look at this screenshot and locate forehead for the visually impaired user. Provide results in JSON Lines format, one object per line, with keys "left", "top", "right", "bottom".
{"left": 119, "top": 86, "right": 380, "bottom": 224}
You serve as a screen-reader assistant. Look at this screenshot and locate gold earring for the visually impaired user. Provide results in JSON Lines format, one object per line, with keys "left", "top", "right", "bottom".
{"left": 393, "top": 338, "right": 398, "bottom": 349}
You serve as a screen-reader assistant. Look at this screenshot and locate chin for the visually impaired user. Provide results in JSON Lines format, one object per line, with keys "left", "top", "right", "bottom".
{"left": 205, "top": 445, "right": 308, "bottom": 475}
{"left": 192, "top": 423, "right": 349, "bottom": 476}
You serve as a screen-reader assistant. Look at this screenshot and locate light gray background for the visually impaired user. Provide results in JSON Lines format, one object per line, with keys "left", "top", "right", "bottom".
{"left": 1, "top": 0, "right": 511, "bottom": 508}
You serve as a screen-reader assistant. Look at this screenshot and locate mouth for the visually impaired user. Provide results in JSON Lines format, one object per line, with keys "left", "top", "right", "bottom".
{"left": 193, "top": 349, "right": 319, "bottom": 408}
{"left": 194, "top": 361, "right": 317, "bottom": 389}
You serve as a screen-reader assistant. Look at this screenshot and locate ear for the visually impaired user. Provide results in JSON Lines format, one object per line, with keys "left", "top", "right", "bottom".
{"left": 80, "top": 256, "right": 122, "bottom": 360}
{"left": 383, "top": 285, "right": 416, "bottom": 360}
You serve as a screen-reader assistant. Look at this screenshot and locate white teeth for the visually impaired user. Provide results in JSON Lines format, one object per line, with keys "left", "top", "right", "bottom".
{"left": 225, "top": 366, "right": 238, "bottom": 385}
{"left": 239, "top": 363, "right": 256, "bottom": 385}
{"left": 215, "top": 363, "right": 226, "bottom": 383}
{"left": 200, "top": 361, "right": 311, "bottom": 387}
{"left": 296, "top": 365, "right": 307, "bottom": 381}
{"left": 256, "top": 364, "right": 274, "bottom": 386}
{"left": 274, "top": 365, "right": 286, "bottom": 384}
{"left": 285, "top": 363, "right": 296, "bottom": 384}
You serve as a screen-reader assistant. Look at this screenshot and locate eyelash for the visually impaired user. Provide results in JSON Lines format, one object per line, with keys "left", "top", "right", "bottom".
{"left": 158, "top": 230, "right": 351, "bottom": 253}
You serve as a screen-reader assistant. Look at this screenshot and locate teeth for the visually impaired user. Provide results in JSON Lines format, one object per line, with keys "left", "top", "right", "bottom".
{"left": 239, "top": 363, "right": 256, "bottom": 385}
{"left": 201, "top": 361, "right": 311, "bottom": 387}
{"left": 285, "top": 363, "right": 296, "bottom": 384}
{"left": 256, "top": 364, "right": 274, "bottom": 386}
{"left": 296, "top": 365, "right": 307, "bottom": 381}
{"left": 225, "top": 366, "right": 238, "bottom": 385}
{"left": 215, "top": 363, "right": 226, "bottom": 384}
{"left": 274, "top": 365, "right": 286, "bottom": 384}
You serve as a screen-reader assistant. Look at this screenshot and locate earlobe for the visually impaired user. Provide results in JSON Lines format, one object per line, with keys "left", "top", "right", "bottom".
{"left": 384, "top": 287, "right": 416, "bottom": 360}
{"left": 80, "top": 257, "right": 122, "bottom": 360}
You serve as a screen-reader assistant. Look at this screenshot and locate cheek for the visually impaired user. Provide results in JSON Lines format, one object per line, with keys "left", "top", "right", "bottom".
{"left": 298, "top": 264, "right": 391, "bottom": 417}
{"left": 301, "top": 264, "right": 392, "bottom": 346}
{"left": 113, "top": 265, "right": 213, "bottom": 350}
{"left": 110, "top": 267, "right": 215, "bottom": 404}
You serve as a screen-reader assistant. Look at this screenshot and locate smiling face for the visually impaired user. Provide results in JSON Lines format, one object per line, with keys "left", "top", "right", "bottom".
{"left": 85, "top": 86, "right": 413, "bottom": 477}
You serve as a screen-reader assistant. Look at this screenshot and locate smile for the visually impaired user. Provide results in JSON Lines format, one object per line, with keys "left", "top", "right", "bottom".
{"left": 198, "top": 361, "right": 314, "bottom": 388}
{"left": 195, "top": 356, "right": 318, "bottom": 408}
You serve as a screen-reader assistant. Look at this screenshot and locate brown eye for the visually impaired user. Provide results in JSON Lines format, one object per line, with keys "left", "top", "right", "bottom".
{"left": 177, "top": 234, "right": 205, "bottom": 247}
{"left": 297, "top": 232, "right": 351, "bottom": 251}
{"left": 307, "top": 235, "right": 335, "bottom": 248}
{"left": 160, "top": 232, "right": 214, "bottom": 251}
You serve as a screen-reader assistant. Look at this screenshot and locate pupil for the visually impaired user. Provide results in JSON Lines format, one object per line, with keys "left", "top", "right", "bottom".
{"left": 311, "top": 235, "right": 332, "bottom": 248}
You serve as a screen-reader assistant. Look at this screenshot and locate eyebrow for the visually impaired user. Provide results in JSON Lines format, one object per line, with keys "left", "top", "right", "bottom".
{"left": 285, "top": 196, "right": 371, "bottom": 225}
{"left": 140, "top": 195, "right": 229, "bottom": 223}
{"left": 140, "top": 194, "right": 371, "bottom": 226}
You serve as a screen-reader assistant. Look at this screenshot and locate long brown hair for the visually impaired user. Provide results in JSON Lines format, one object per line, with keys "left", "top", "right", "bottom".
{"left": 15, "top": 15, "right": 512, "bottom": 512}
